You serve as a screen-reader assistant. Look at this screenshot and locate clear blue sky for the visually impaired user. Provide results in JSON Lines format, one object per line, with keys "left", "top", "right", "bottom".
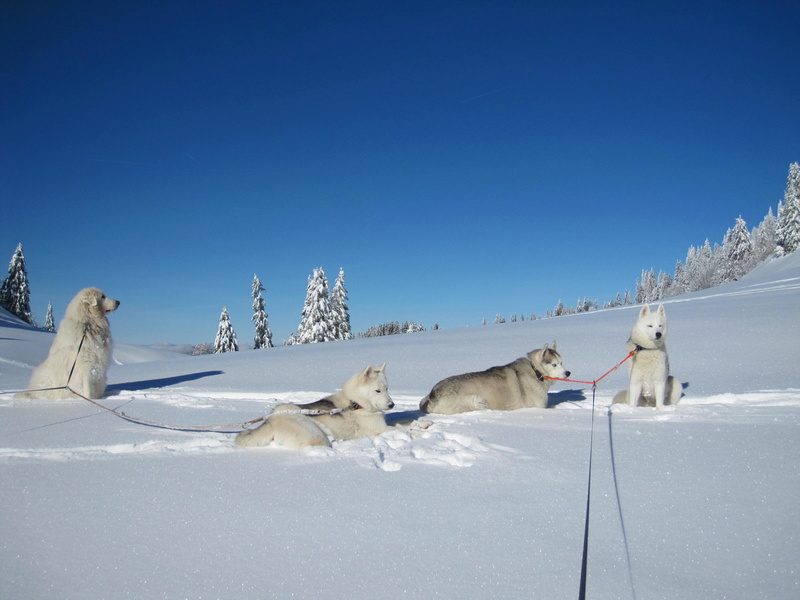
{"left": 2, "top": 0, "right": 798, "bottom": 346}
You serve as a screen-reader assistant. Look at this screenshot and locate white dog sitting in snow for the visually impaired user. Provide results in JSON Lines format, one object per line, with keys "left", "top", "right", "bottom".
{"left": 613, "top": 304, "right": 682, "bottom": 409}
{"left": 18, "top": 287, "right": 120, "bottom": 399}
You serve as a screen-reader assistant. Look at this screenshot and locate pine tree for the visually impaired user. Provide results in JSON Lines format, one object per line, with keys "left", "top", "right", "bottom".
{"left": 251, "top": 274, "right": 273, "bottom": 349}
{"left": 44, "top": 302, "right": 55, "bottom": 332}
{"left": 723, "top": 216, "right": 754, "bottom": 281}
{"left": 330, "top": 268, "right": 352, "bottom": 341}
{"left": 655, "top": 271, "right": 673, "bottom": 299}
{"left": 777, "top": 162, "right": 800, "bottom": 254}
{"left": 0, "top": 243, "right": 33, "bottom": 324}
{"left": 752, "top": 207, "right": 778, "bottom": 262}
{"left": 672, "top": 260, "right": 688, "bottom": 296}
{"left": 214, "top": 307, "right": 239, "bottom": 353}
{"left": 635, "top": 269, "right": 657, "bottom": 303}
{"left": 297, "top": 268, "right": 336, "bottom": 344}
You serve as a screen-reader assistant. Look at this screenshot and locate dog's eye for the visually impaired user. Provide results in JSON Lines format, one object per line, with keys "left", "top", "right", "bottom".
{"left": 375, "top": 389, "right": 382, "bottom": 394}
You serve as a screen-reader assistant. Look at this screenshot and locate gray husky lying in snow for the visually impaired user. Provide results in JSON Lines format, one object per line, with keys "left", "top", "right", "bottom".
{"left": 235, "top": 363, "right": 395, "bottom": 449}
{"left": 419, "top": 342, "right": 570, "bottom": 414}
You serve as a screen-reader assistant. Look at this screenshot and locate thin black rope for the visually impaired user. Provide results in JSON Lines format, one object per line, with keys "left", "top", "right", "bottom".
{"left": 608, "top": 409, "right": 638, "bottom": 600}
{"left": 578, "top": 384, "right": 597, "bottom": 600}
{"left": 66, "top": 330, "right": 86, "bottom": 387}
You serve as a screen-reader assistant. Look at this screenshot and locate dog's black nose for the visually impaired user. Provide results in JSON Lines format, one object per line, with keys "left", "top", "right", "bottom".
{"left": 388, "top": 401, "right": 394, "bottom": 409}
{"left": 564, "top": 371, "right": 571, "bottom": 378}
{"left": 655, "top": 332, "right": 662, "bottom": 339}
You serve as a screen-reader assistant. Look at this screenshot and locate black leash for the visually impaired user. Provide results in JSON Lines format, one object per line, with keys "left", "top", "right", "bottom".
{"left": 66, "top": 330, "right": 87, "bottom": 387}
{"left": 608, "top": 408, "right": 638, "bottom": 600}
{"left": 578, "top": 383, "right": 597, "bottom": 600}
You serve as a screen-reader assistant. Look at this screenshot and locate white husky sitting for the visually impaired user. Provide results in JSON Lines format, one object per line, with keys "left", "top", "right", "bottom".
{"left": 235, "top": 363, "right": 394, "bottom": 449}
{"left": 419, "top": 342, "right": 570, "bottom": 414}
{"left": 613, "top": 304, "right": 682, "bottom": 409}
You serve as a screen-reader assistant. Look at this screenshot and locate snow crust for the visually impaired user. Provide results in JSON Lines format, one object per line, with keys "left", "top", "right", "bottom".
{"left": 1, "top": 253, "right": 799, "bottom": 599}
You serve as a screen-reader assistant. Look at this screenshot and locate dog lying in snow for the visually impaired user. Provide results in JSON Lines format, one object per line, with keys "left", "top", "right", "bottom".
{"left": 419, "top": 342, "right": 570, "bottom": 414}
{"left": 235, "top": 363, "right": 395, "bottom": 449}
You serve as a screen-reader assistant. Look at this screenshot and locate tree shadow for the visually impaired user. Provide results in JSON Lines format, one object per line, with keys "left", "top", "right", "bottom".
{"left": 107, "top": 370, "right": 224, "bottom": 393}
{"left": 548, "top": 388, "right": 588, "bottom": 408}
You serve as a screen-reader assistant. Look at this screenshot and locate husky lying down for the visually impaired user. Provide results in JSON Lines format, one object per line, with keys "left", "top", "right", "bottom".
{"left": 419, "top": 342, "right": 570, "bottom": 414}
{"left": 613, "top": 304, "right": 682, "bottom": 409}
{"left": 235, "top": 363, "right": 394, "bottom": 449}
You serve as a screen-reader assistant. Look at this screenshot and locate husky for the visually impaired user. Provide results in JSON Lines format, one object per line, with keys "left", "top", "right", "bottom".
{"left": 235, "top": 363, "right": 395, "bottom": 449}
{"left": 613, "top": 304, "right": 682, "bottom": 409}
{"left": 419, "top": 342, "right": 570, "bottom": 414}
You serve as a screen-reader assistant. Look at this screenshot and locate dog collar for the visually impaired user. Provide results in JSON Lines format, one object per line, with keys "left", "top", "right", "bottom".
{"left": 530, "top": 363, "right": 545, "bottom": 381}
{"left": 350, "top": 402, "right": 363, "bottom": 410}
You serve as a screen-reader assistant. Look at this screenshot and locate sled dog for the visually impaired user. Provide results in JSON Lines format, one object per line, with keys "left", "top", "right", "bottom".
{"left": 419, "top": 342, "right": 570, "bottom": 414}
{"left": 235, "top": 363, "right": 394, "bottom": 449}
{"left": 18, "top": 287, "right": 120, "bottom": 400}
{"left": 613, "top": 304, "right": 682, "bottom": 409}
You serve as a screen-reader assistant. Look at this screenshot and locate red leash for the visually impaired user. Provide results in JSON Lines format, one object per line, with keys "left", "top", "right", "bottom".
{"left": 545, "top": 350, "right": 636, "bottom": 387}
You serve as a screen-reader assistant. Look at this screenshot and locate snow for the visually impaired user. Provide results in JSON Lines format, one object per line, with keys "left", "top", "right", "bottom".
{"left": 1, "top": 253, "right": 799, "bottom": 599}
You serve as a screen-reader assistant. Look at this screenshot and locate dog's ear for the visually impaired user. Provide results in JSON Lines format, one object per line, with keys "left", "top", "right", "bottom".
{"left": 639, "top": 304, "right": 651, "bottom": 317}
{"left": 550, "top": 340, "right": 557, "bottom": 351}
{"left": 377, "top": 362, "right": 386, "bottom": 372}
{"left": 363, "top": 364, "right": 375, "bottom": 378}
{"left": 657, "top": 304, "right": 666, "bottom": 316}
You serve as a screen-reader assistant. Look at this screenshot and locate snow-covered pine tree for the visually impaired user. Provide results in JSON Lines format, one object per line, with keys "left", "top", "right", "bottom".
{"left": 296, "top": 268, "right": 336, "bottom": 344}
{"left": 671, "top": 260, "right": 688, "bottom": 296}
{"left": 635, "top": 269, "right": 657, "bottom": 303}
{"left": 214, "top": 307, "right": 239, "bottom": 353}
{"left": 723, "top": 216, "right": 754, "bottom": 281}
{"left": 692, "top": 240, "right": 717, "bottom": 291}
{"left": 777, "top": 162, "right": 800, "bottom": 255}
{"left": 251, "top": 274, "right": 273, "bottom": 349}
{"left": 752, "top": 207, "right": 778, "bottom": 263}
{"left": 655, "top": 271, "right": 673, "bottom": 299}
{"left": 0, "top": 243, "right": 33, "bottom": 324}
{"left": 44, "top": 302, "right": 55, "bottom": 332}
{"left": 330, "top": 268, "right": 352, "bottom": 341}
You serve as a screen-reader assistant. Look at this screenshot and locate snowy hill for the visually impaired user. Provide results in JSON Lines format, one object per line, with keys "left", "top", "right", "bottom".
{"left": 1, "top": 253, "right": 799, "bottom": 599}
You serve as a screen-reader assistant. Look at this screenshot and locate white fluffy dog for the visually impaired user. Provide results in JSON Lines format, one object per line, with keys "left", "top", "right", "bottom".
{"left": 18, "top": 287, "right": 120, "bottom": 399}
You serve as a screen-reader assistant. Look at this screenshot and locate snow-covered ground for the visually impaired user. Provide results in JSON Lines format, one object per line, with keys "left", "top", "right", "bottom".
{"left": 1, "top": 253, "right": 799, "bottom": 599}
